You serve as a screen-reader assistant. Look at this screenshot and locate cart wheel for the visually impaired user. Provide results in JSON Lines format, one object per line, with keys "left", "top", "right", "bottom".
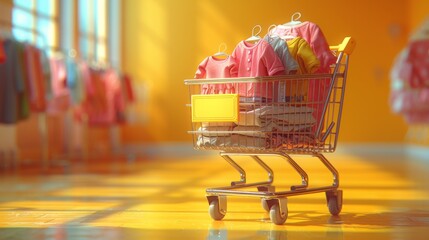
{"left": 269, "top": 202, "right": 288, "bottom": 225}
{"left": 209, "top": 198, "right": 226, "bottom": 220}
{"left": 326, "top": 190, "right": 342, "bottom": 216}
{"left": 261, "top": 199, "right": 269, "bottom": 212}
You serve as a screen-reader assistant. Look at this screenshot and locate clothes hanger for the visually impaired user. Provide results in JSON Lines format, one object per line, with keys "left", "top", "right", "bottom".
{"left": 266, "top": 24, "right": 277, "bottom": 38}
{"left": 271, "top": 23, "right": 296, "bottom": 40}
{"left": 68, "top": 48, "right": 77, "bottom": 58}
{"left": 266, "top": 24, "right": 296, "bottom": 41}
{"left": 245, "top": 25, "right": 262, "bottom": 43}
{"left": 213, "top": 42, "right": 229, "bottom": 59}
{"left": 272, "top": 12, "right": 302, "bottom": 39}
{"left": 281, "top": 12, "right": 302, "bottom": 27}
{"left": 52, "top": 50, "right": 65, "bottom": 59}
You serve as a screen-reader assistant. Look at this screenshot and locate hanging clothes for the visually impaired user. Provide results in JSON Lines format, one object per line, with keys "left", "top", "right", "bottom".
{"left": 285, "top": 37, "right": 320, "bottom": 74}
{"left": 232, "top": 39, "right": 284, "bottom": 100}
{"left": 73, "top": 61, "right": 91, "bottom": 123}
{"left": 406, "top": 40, "right": 429, "bottom": 88}
{"left": 16, "top": 42, "right": 30, "bottom": 120}
{"left": 271, "top": 21, "right": 336, "bottom": 73}
{"left": 66, "top": 57, "right": 84, "bottom": 105}
{"left": 0, "top": 38, "right": 6, "bottom": 63}
{"left": 194, "top": 55, "right": 238, "bottom": 94}
{"left": 78, "top": 65, "right": 125, "bottom": 126}
{"left": 23, "top": 44, "right": 48, "bottom": 112}
{"left": 271, "top": 21, "right": 336, "bottom": 131}
{"left": 122, "top": 74, "right": 135, "bottom": 103}
{"left": 40, "top": 47, "right": 52, "bottom": 102}
{"left": 47, "top": 57, "right": 71, "bottom": 115}
{"left": 390, "top": 31, "right": 429, "bottom": 124}
{"left": 282, "top": 37, "right": 321, "bottom": 104}
{"left": 263, "top": 35, "right": 298, "bottom": 74}
{"left": 0, "top": 39, "right": 28, "bottom": 124}
{"left": 84, "top": 67, "right": 108, "bottom": 125}
{"left": 106, "top": 68, "right": 126, "bottom": 124}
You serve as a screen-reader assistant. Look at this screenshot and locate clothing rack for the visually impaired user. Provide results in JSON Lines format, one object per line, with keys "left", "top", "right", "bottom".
{"left": 0, "top": 19, "right": 50, "bottom": 169}
{"left": 1, "top": 19, "right": 129, "bottom": 169}
{"left": 48, "top": 49, "right": 127, "bottom": 163}
{"left": 58, "top": 51, "right": 90, "bottom": 164}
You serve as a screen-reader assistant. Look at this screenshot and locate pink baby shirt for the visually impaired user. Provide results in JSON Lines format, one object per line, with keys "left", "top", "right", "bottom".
{"left": 195, "top": 55, "right": 237, "bottom": 94}
{"left": 232, "top": 39, "right": 284, "bottom": 99}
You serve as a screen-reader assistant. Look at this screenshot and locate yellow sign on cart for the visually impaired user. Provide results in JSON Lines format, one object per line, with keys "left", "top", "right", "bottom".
{"left": 191, "top": 94, "right": 239, "bottom": 122}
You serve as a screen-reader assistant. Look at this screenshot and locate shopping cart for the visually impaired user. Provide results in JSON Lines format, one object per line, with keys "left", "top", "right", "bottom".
{"left": 184, "top": 37, "right": 355, "bottom": 225}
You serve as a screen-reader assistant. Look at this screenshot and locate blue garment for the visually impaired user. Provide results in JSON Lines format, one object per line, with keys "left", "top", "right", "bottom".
{"left": 66, "top": 57, "right": 83, "bottom": 104}
{"left": 264, "top": 35, "right": 299, "bottom": 74}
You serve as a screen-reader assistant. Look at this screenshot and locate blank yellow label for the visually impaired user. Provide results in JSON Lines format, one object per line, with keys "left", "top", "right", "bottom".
{"left": 191, "top": 94, "right": 239, "bottom": 122}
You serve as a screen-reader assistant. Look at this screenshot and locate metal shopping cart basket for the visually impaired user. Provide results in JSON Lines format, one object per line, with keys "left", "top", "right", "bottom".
{"left": 184, "top": 37, "right": 355, "bottom": 225}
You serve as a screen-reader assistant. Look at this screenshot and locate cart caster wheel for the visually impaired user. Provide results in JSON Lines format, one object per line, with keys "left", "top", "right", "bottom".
{"left": 261, "top": 199, "right": 269, "bottom": 212}
{"left": 326, "top": 190, "right": 342, "bottom": 216}
{"left": 208, "top": 196, "right": 226, "bottom": 221}
{"left": 269, "top": 200, "right": 288, "bottom": 225}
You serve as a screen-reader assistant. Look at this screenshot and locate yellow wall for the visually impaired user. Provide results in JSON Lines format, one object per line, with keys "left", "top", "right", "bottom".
{"left": 122, "top": 0, "right": 426, "bottom": 144}
{"left": 409, "top": 0, "right": 429, "bottom": 31}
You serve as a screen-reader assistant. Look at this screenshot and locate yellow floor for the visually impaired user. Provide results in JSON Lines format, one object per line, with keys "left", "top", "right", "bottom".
{"left": 1, "top": 149, "right": 429, "bottom": 239}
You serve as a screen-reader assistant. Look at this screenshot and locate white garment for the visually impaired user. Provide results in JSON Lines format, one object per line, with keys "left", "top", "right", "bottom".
{"left": 233, "top": 121, "right": 312, "bottom": 137}
{"left": 196, "top": 135, "right": 268, "bottom": 148}
{"left": 201, "top": 122, "right": 236, "bottom": 127}
{"left": 197, "top": 126, "right": 234, "bottom": 137}
{"left": 237, "top": 105, "right": 315, "bottom": 126}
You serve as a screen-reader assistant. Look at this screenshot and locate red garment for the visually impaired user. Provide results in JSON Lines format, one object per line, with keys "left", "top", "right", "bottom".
{"left": 390, "top": 88, "right": 429, "bottom": 124}
{"left": 0, "top": 39, "right": 6, "bottom": 63}
{"left": 122, "top": 74, "right": 135, "bottom": 103}
{"left": 390, "top": 88, "right": 429, "bottom": 113}
{"left": 407, "top": 40, "right": 429, "bottom": 88}
{"left": 24, "top": 45, "right": 47, "bottom": 112}
{"left": 80, "top": 66, "right": 125, "bottom": 126}
{"left": 390, "top": 40, "right": 429, "bottom": 124}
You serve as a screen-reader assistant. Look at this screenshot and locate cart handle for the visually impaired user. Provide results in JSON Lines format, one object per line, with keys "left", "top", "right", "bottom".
{"left": 330, "top": 37, "right": 356, "bottom": 55}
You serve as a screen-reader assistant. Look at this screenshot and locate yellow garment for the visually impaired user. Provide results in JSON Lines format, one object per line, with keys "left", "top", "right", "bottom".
{"left": 286, "top": 37, "right": 320, "bottom": 74}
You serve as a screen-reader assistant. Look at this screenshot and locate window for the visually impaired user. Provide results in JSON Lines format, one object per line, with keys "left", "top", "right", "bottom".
{"left": 12, "top": 0, "right": 119, "bottom": 66}
{"left": 12, "top": 0, "right": 59, "bottom": 53}
{"left": 78, "top": 0, "right": 107, "bottom": 63}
